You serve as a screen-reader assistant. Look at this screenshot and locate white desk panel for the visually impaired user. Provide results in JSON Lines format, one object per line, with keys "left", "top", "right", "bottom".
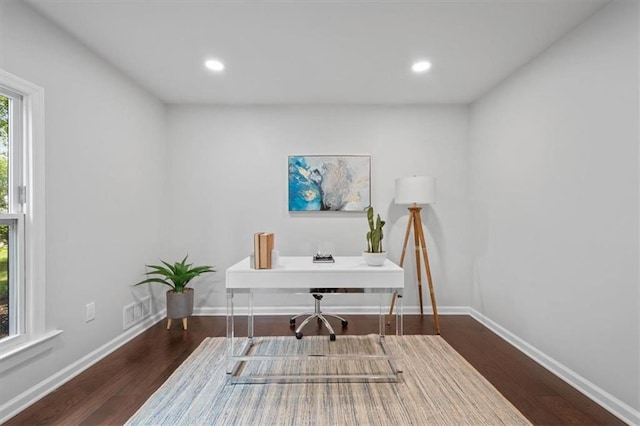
{"left": 226, "top": 256, "right": 404, "bottom": 289}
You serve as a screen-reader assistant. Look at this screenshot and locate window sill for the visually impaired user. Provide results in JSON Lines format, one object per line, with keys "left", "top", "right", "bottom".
{"left": 0, "top": 330, "right": 63, "bottom": 375}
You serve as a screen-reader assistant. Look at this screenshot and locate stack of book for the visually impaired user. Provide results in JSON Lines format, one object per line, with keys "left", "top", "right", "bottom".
{"left": 253, "top": 232, "right": 275, "bottom": 269}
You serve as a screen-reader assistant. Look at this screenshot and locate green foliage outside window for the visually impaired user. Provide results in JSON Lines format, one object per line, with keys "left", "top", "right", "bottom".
{"left": 0, "top": 95, "right": 8, "bottom": 245}
{"left": 0, "top": 96, "right": 10, "bottom": 334}
{"left": 0, "top": 244, "right": 6, "bottom": 300}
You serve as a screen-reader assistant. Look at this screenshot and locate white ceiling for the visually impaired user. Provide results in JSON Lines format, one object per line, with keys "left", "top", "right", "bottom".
{"left": 26, "top": 0, "right": 609, "bottom": 105}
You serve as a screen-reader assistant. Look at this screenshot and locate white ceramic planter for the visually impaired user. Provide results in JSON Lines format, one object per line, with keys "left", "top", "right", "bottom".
{"left": 362, "top": 251, "right": 387, "bottom": 266}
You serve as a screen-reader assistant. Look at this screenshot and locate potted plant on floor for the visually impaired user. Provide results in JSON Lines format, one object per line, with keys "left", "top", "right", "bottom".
{"left": 363, "top": 206, "right": 387, "bottom": 266}
{"left": 134, "top": 255, "right": 215, "bottom": 330}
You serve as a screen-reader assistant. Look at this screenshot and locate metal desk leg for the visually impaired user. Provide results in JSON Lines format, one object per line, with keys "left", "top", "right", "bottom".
{"left": 248, "top": 291, "right": 254, "bottom": 343}
{"left": 226, "top": 289, "right": 235, "bottom": 374}
{"left": 396, "top": 292, "right": 403, "bottom": 336}
{"left": 378, "top": 293, "right": 387, "bottom": 337}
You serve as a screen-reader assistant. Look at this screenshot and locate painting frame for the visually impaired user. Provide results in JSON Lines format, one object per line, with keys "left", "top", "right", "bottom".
{"left": 288, "top": 154, "right": 371, "bottom": 212}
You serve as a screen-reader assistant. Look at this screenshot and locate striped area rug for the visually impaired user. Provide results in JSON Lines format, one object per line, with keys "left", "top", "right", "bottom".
{"left": 126, "top": 335, "right": 531, "bottom": 425}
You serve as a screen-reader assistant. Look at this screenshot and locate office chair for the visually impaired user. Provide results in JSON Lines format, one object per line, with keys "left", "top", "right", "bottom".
{"left": 289, "top": 289, "right": 348, "bottom": 341}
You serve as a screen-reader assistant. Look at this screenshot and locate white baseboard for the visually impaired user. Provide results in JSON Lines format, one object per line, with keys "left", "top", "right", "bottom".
{"left": 0, "top": 311, "right": 165, "bottom": 424}
{"left": 2, "top": 307, "right": 637, "bottom": 426}
{"left": 469, "top": 308, "right": 639, "bottom": 426}
{"left": 194, "top": 305, "right": 469, "bottom": 316}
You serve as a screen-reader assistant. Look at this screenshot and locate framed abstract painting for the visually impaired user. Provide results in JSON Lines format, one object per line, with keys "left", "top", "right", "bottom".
{"left": 288, "top": 155, "right": 371, "bottom": 212}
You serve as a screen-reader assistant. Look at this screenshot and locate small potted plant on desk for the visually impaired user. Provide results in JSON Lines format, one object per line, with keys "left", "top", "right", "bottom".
{"left": 363, "top": 206, "right": 387, "bottom": 266}
{"left": 134, "top": 255, "right": 215, "bottom": 330}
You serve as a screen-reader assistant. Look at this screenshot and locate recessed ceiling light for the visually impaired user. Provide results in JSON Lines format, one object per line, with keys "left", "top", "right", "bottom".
{"left": 205, "top": 59, "right": 225, "bottom": 72}
{"left": 412, "top": 60, "right": 432, "bottom": 73}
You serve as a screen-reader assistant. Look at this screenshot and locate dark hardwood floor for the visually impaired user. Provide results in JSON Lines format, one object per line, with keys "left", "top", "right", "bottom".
{"left": 6, "top": 315, "right": 623, "bottom": 425}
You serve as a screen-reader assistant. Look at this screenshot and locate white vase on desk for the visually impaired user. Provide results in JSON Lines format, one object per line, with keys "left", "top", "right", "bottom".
{"left": 362, "top": 251, "right": 387, "bottom": 266}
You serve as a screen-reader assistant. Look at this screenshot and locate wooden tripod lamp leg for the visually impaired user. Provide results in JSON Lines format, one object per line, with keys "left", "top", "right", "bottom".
{"left": 415, "top": 211, "right": 440, "bottom": 334}
{"left": 411, "top": 209, "right": 425, "bottom": 315}
{"left": 387, "top": 212, "right": 414, "bottom": 325}
{"left": 387, "top": 294, "right": 397, "bottom": 326}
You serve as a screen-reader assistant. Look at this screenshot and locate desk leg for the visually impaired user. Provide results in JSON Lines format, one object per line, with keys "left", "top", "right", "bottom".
{"left": 396, "top": 293, "right": 403, "bottom": 336}
{"left": 248, "top": 291, "right": 254, "bottom": 343}
{"left": 378, "top": 293, "right": 386, "bottom": 338}
{"left": 226, "top": 290, "right": 235, "bottom": 374}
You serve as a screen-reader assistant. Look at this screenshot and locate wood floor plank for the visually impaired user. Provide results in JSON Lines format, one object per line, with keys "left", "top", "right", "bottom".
{"left": 4, "top": 315, "right": 624, "bottom": 425}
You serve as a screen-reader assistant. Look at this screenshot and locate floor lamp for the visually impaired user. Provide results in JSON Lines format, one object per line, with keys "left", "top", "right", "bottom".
{"left": 388, "top": 176, "right": 440, "bottom": 334}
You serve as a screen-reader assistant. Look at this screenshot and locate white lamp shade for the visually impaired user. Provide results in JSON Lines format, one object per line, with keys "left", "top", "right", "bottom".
{"left": 394, "top": 176, "right": 436, "bottom": 205}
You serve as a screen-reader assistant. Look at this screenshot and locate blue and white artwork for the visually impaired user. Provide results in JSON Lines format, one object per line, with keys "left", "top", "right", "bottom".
{"left": 288, "top": 155, "right": 371, "bottom": 211}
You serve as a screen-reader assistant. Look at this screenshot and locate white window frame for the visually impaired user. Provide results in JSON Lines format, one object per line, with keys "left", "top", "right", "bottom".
{"left": 0, "top": 215, "right": 25, "bottom": 339}
{"left": 0, "top": 70, "right": 59, "bottom": 369}
{"left": 1, "top": 85, "right": 26, "bottom": 346}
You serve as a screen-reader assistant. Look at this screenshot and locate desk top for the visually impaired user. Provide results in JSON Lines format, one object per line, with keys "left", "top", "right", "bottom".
{"left": 226, "top": 256, "right": 404, "bottom": 289}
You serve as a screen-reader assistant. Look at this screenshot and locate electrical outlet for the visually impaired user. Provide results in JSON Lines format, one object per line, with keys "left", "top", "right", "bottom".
{"left": 85, "top": 301, "right": 96, "bottom": 322}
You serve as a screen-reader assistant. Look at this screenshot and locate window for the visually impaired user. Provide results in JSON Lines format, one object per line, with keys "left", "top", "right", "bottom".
{"left": 0, "top": 89, "right": 25, "bottom": 340}
{"left": 0, "top": 70, "right": 52, "bottom": 362}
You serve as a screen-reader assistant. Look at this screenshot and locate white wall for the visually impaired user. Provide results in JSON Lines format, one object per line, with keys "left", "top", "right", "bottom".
{"left": 165, "top": 105, "right": 471, "bottom": 312}
{"left": 470, "top": 0, "right": 639, "bottom": 414}
{"left": 0, "top": 0, "right": 167, "bottom": 408}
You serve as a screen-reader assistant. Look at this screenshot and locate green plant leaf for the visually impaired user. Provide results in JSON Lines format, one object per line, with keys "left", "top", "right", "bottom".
{"left": 133, "top": 255, "right": 215, "bottom": 290}
{"left": 133, "top": 277, "right": 175, "bottom": 290}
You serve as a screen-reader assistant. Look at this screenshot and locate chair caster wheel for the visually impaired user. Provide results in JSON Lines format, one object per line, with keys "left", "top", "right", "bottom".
{"left": 295, "top": 332, "right": 303, "bottom": 340}
{"left": 289, "top": 319, "right": 296, "bottom": 327}
{"left": 341, "top": 320, "right": 348, "bottom": 327}
{"left": 330, "top": 334, "right": 336, "bottom": 341}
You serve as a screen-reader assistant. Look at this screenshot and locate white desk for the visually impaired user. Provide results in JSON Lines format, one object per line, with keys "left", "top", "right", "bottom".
{"left": 225, "top": 256, "right": 404, "bottom": 383}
